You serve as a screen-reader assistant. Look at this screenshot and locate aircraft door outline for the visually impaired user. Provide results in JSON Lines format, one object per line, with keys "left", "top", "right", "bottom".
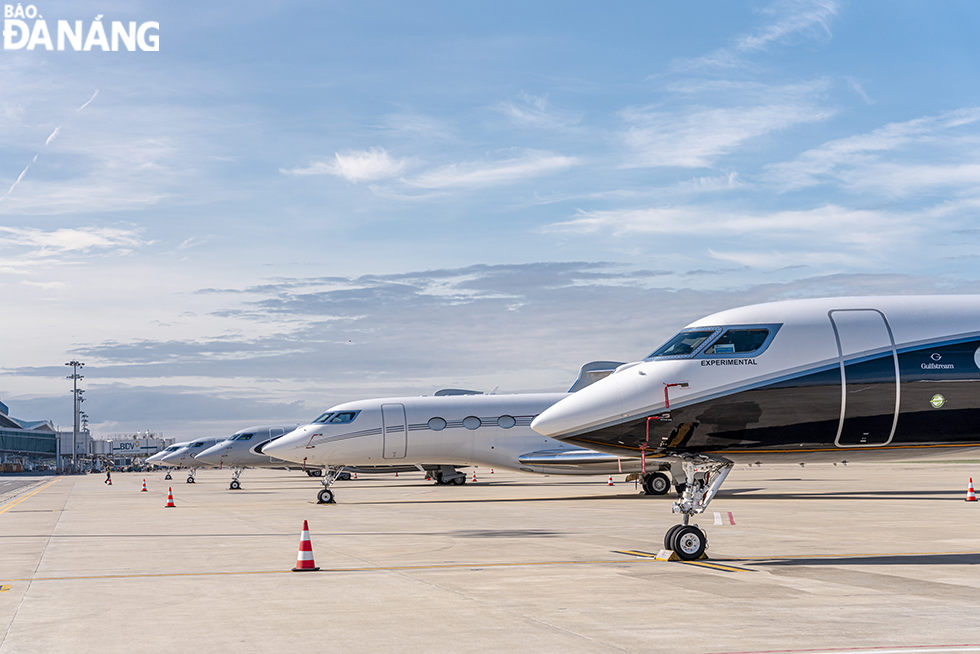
{"left": 382, "top": 403, "right": 408, "bottom": 459}
{"left": 829, "top": 309, "right": 901, "bottom": 447}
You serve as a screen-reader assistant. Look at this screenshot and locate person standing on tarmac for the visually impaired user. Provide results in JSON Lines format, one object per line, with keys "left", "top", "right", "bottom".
{"left": 104, "top": 467, "right": 112, "bottom": 485}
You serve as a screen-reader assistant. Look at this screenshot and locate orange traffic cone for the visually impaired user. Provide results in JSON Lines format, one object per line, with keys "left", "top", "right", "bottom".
{"left": 165, "top": 487, "right": 176, "bottom": 508}
{"left": 967, "top": 478, "right": 977, "bottom": 502}
{"left": 607, "top": 475, "right": 614, "bottom": 486}
{"left": 353, "top": 473, "right": 357, "bottom": 479}
{"left": 471, "top": 470, "right": 477, "bottom": 483}
{"left": 141, "top": 479, "right": 148, "bottom": 492}
{"left": 292, "top": 520, "right": 320, "bottom": 572}
{"left": 395, "top": 472, "right": 398, "bottom": 477}
{"left": 490, "top": 469, "right": 494, "bottom": 474}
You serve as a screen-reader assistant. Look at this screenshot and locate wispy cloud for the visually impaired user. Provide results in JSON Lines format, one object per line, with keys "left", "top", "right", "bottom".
{"left": 621, "top": 99, "right": 834, "bottom": 168}
{"left": 675, "top": 0, "right": 839, "bottom": 71}
{"left": 496, "top": 92, "right": 582, "bottom": 130}
{"left": 281, "top": 147, "right": 410, "bottom": 182}
{"left": 764, "top": 108, "right": 980, "bottom": 194}
{"left": 0, "top": 225, "right": 149, "bottom": 255}
{"left": 403, "top": 149, "right": 580, "bottom": 189}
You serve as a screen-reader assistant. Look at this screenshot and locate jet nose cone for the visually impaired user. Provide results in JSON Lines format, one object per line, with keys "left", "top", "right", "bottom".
{"left": 262, "top": 429, "right": 307, "bottom": 462}
{"left": 193, "top": 445, "right": 225, "bottom": 466}
{"left": 532, "top": 374, "right": 625, "bottom": 439}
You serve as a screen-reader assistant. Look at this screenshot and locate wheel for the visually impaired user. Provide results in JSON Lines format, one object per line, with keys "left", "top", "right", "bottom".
{"left": 317, "top": 488, "right": 335, "bottom": 504}
{"left": 338, "top": 472, "right": 351, "bottom": 481}
{"left": 434, "top": 472, "right": 445, "bottom": 485}
{"left": 670, "top": 525, "right": 706, "bottom": 561}
{"left": 164, "top": 473, "right": 172, "bottom": 480}
{"left": 644, "top": 472, "right": 670, "bottom": 496}
{"left": 452, "top": 476, "right": 465, "bottom": 485}
{"left": 186, "top": 476, "right": 195, "bottom": 484}
{"left": 312, "top": 469, "right": 323, "bottom": 477}
{"left": 229, "top": 479, "right": 241, "bottom": 490}
{"left": 664, "top": 524, "right": 684, "bottom": 550}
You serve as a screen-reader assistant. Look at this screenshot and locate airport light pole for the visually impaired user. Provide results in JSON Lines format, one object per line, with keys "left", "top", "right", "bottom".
{"left": 65, "top": 360, "right": 85, "bottom": 473}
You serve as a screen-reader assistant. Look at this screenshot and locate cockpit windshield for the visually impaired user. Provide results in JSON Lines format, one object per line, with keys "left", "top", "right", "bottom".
{"left": 233, "top": 433, "right": 254, "bottom": 441}
{"left": 646, "top": 330, "right": 718, "bottom": 359}
{"left": 313, "top": 411, "right": 359, "bottom": 425}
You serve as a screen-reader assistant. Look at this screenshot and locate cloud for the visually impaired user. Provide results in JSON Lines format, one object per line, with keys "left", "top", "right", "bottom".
{"left": 496, "top": 92, "right": 582, "bottom": 130}
{"left": 675, "top": 0, "right": 839, "bottom": 71}
{"left": 403, "top": 150, "right": 580, "bottom": 189}
{"left": 764, "top": 108, "right": 980, "bottom": 194}
{"left": 281, "top": 147, "right": 409, "bottom": 182}
{"left": 621, "top": 100, "right": 834, "bottom": 168}
{"left": 0, "top": 225, "right": 149, "bottom": 255}
{"left": 737, "top": 0, "right": 838, "bottom": 52}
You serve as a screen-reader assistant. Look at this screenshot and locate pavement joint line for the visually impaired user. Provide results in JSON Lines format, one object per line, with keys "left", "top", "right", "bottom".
{"left": 0, "top": 477, "right": 62, "bottom": 515}
{"left": 706, "top": 645, "right": 980, "bottom": 654}
{"left": 717, "top": 550, "right": 980, "bottom": 562}
{"left": 3, "top": 557, "right": 656, "bottom": 582}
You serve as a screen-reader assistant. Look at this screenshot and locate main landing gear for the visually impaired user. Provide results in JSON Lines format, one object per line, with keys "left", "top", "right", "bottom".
{"left": 642, "top": 471, "right": 671, "bottom": 496}
{"left": 316, "top": 467, "right": 346, "bottom": 504}
{"left": 662, "top": 454, "right": 734, "bottom": 561}
{"left": 432, "top": 465, "right": 466, "bottom": 485}
{"left": 229, "top": 468, "right": 244, "bottom": 490}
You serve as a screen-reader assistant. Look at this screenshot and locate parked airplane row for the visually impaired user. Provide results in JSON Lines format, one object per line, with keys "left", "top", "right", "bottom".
{"left": 150, "top": 295, "right": 980, "bottom": 561}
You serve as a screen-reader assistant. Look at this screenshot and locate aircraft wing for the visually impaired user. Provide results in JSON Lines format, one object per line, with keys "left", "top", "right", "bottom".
{"left": 518, "top": 449, "right": 627, "bottom": 465}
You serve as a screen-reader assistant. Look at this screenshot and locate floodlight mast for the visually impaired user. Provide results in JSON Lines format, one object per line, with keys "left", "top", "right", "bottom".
{"left": 65, "top": 360, "right": 85, "bottom": 473}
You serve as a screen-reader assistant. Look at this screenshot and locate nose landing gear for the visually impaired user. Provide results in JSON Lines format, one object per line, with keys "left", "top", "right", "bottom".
{"left": 662, "top": 454, "right": 733, "bottom": 560}
{"left": 229, "top": 468, "right": 243, "bottom": 490}
{"left": 316, "top": 466, "right": 345, "bottom": 504}
{"left": 186, "top": 469, "right": 197, "bottom": 484}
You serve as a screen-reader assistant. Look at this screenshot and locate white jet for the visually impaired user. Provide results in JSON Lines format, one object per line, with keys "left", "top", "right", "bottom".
{"left": 145, "top": 442, "right": 192, "bottom": 481}
{"left": 193, "top": 425, "right": 304, "bottom": 489}
{"left": 262, "top": 362, "right": 654, "bottom": 504}
{"left": 159, "top": 437, "right": 226, "bottom": 484}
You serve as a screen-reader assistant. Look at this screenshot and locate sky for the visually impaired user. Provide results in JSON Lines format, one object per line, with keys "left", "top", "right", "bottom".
{"left": 1, "top": 0, "right": 979, "bottom": 439}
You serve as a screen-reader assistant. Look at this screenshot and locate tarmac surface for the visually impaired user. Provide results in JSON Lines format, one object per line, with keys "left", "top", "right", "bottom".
{"left": 1, "top": 462, "right": 979, "bottom": 654}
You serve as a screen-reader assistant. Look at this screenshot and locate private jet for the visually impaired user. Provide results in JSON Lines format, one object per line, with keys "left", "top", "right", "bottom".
{"left": 159, "top": 437, "right": 225, "bottom": 483}
{"left": 531, "top": 295, "right": 980, "bottom": 560}
{"left": 145, "top": 442, "right": 191, "bottom": 480}
{"left": 192, "top": 425, "right": 302, "bottom": 489}
{"left": 261, "top": 362, "right": 662, "bottom": 503}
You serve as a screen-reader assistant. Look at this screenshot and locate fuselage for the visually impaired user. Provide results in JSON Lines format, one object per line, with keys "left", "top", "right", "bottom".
{"left": 262, "top": 392, "right": 644, "bottom": 474}
{"left": 532, "top": 295, "right": 980, "bottom": 463}
{"left": 194, "top": 425, "right": 300, "bottom": 468}
{"left": 160, "top": 437, "right": 225, "bottom": 468}
{"left": 146, "top": 441, "right": 190, "bottom": 466}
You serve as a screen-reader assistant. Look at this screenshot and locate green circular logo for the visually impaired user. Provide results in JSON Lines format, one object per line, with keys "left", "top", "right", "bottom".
{"left": 930, "top": 394, "right": 946, "bottom": 408}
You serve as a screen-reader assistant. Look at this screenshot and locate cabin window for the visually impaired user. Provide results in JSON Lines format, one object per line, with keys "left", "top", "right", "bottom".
{"left": 704, "top": 329, "right": 770, "bottom": 354}
{"left": 428, "top": 417, "right": 447, "bottom": 431}
{"left": 462, "top": 416, "right": 481, "bottom": 430}
{"left": 646, "top": 329, "right": 719, "bottom": 359}
{"left": 497, "top": 415, "right": 516, "bottom": 429}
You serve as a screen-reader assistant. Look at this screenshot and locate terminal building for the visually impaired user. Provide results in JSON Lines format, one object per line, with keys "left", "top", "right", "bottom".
{"left": 0, "top": 398, "right": 58, "bottom": 471}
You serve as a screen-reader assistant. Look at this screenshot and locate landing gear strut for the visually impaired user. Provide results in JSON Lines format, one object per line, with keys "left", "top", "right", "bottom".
{"left": 229, "top": 468, "right": 243, "bottom": 490}
{"left": 316, "top": 466, "right": 345, "bottom": 504}
{"left": 663, "top": 454, "right": 733, "bottom": 560}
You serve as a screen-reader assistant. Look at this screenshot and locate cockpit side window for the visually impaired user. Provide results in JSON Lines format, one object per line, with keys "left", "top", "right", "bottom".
{"left": 700, "top": 324, "right": 781, "bottom": 357}
{"left": 646, "top": 329, "right": 720, "bottom": 360}
{"left": 190, "top": 441, "right": 205, "bottom": 448}
{"left": 327, "top": 411, "right": 358, "bottom": 424}
{"left": 234, "top": 433, "right": 254, "bottom": 441}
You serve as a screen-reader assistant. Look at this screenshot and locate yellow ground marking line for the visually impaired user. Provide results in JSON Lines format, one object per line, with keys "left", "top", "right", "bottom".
{"left": 0, "top": 477, "right": 63, "bottom": 516}
{"left": 614, "top": 550, "right": 754, "bottom": 572}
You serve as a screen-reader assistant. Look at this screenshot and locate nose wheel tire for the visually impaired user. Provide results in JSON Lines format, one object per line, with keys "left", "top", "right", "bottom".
{"left": 229, "top": 480, "right": 241, "bottom": 490}
{"left": 664, "top": 524, "right": 684, "bottom": 550}
{"left": 164, "top": 473, "right": 172, "bottom": 480}
{"left": 186, "top": 476, "right": 195, "bottom": 484}
{"left": 669, "top": 525, "right": 707, "bottom": 561}
{"left": 643, "top": 472, "right": 671, "bottom": 496}
{"left": 317, "top": 488, "right": 335, "bottom": 504}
